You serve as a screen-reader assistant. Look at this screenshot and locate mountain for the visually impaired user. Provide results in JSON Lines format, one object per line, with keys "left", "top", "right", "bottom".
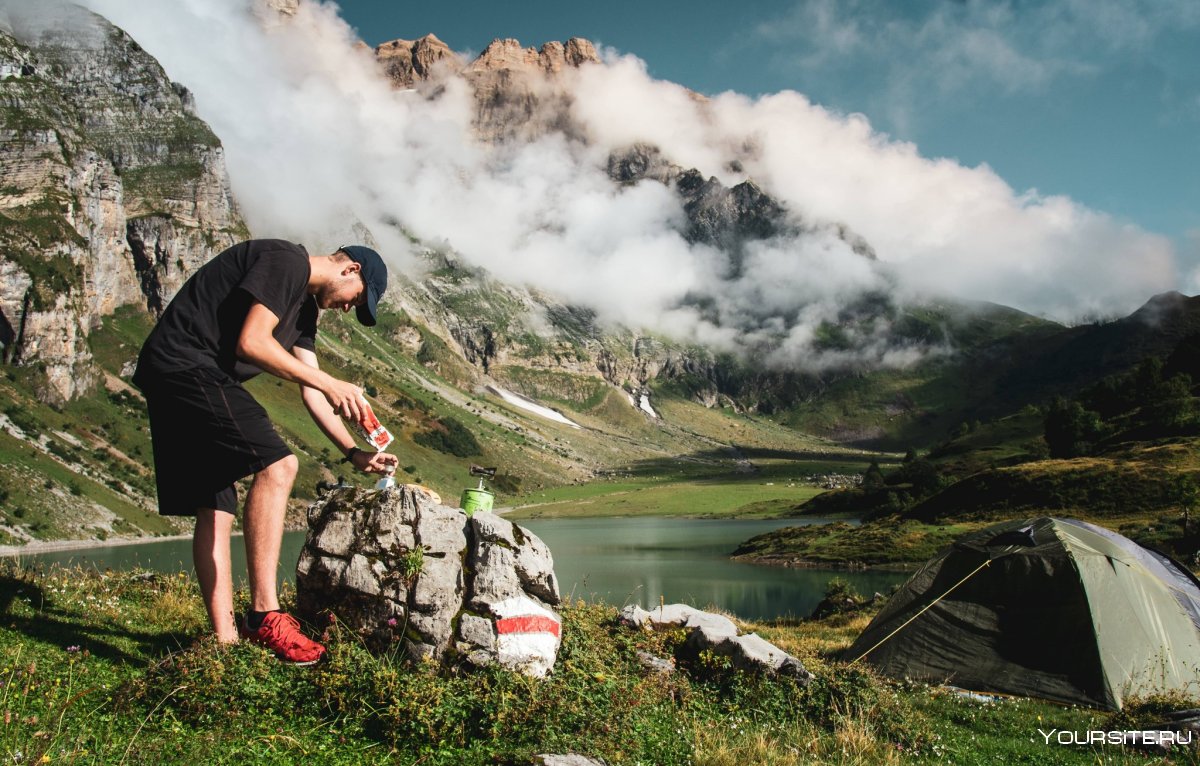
{"left": 0, "top": 4, "right": 245, "bottom": 403}
{"left": 0, "top": 5, "right": 1195, "bottom": 547}
{"left": 376, "top": 35, "right": 600, "bottom": 144}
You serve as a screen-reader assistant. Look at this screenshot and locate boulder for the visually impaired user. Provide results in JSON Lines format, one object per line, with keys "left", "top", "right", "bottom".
{"left": 297, "top": 486, "right": 562, "bottom": 677}
{"left": 620, "top": 603, "right": 812, "bottom": 683}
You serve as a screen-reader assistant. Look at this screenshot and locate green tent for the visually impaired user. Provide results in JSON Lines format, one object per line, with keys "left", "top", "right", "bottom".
{"left": 845, "top": 517, "right": 1200, "bottom": 710}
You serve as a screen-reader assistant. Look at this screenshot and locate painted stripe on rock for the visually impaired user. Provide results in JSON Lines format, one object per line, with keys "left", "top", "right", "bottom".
{"left": 491, "top": 595, "right": 558, "bottom": 621}
{"left": 496, "top": 615, "right": 562, "bottom": 638}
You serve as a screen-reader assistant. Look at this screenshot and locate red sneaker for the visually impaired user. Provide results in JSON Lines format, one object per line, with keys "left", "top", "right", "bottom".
{"left": 240, "top": 611, "right": 327, "bottom": 666}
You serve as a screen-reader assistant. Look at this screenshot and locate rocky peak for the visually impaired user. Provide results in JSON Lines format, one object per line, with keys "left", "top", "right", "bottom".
{"left": 607, "top": 142, "right": 680, "bottom": 186}
{"left": 263, "top": 0, "right": 299, "bottom": 15}
{"left": 375, "top": 33, "right": 460, "bottom": 88}
{"left": 372, "top": 34, "right": 600, "bottom": 142}
{"left": 465, "top": 37, "right": 599, "bottom": 76}
{"left": 562, "top": 37, "right": 600, "bottom": 67}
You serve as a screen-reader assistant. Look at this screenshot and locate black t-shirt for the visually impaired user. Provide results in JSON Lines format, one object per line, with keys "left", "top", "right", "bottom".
{"left": 133, "top": 240, "right": 318, "bottom": 386}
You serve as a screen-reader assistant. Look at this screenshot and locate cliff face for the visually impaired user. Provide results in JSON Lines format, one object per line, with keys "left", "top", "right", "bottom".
{"left": 375, "top": 34, "right": 459, "bottom": 89}
{"left": 0, "top": 6, "right": 245, "bottom": 402}
{"left": 376, "top": 35, "right": 600, "bottom": 144}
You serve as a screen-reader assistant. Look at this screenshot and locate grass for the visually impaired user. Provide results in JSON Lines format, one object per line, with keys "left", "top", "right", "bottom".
{"left": 507, "top": 477, "right": 826, "bottom": 519}
{"left": 0, "top": 562, "right": 1180, "bottom": 765}
{"left": 732, "top": 520, "right": 977, "bottom": 567}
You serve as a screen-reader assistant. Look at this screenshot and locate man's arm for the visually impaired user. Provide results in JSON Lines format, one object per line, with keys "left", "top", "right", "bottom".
{"left": 237, "top": 302, "right": 365, "bottom": 421}
{"left": 293, "top": 346, "right": 399, "bottom": 475}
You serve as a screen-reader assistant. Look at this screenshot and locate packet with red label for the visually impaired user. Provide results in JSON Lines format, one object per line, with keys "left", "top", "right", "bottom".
{"left": 354, "top": 398, "right": 394, "bottom": 452}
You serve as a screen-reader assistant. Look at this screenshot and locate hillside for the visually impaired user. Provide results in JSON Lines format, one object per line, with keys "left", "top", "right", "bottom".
{"left": 3, "top": 5, "right": 1199, "bottom": 553}
{"left": 1, "top": 292, "right": 877, "bottom": 544}
{"left": 734, "top": 339, "right": 1200, "bottom": 569}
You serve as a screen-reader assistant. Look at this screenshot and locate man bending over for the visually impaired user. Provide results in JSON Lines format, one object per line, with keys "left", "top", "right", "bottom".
{"left": 133, "top": 240, "right": 399, "bottom": 664}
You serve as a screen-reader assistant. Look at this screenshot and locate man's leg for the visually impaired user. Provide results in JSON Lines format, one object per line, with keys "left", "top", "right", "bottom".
{"left": 243, "top": 454, "right": 299, "bottom": 613}
{"left": 194, "top": 508, "right": 238, "bottom": 642}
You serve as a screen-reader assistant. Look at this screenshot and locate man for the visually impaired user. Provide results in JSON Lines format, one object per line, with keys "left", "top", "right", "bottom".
{"left": 133, "top": 239, "right": 399, "bottom": 664}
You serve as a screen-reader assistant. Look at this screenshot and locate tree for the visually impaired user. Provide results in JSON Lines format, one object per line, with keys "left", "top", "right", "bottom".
{"left": 889, "top": 457, "right": 942, "bottom": 497}
{"left": 863, "top": 460, "right": 885, "bottom": 491}
{"left": 1145, "top": 374, "right": 1196, "bottom": 430}
{"left": 1043, "top": 397, "right": 1103, "bottom": 458}
{"left": 1173, "top": 475, "right": 1199, "bottom": 536}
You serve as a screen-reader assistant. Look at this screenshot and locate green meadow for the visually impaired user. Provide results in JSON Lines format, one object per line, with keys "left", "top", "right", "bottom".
{"left": 0, "top": 562, "right": 1183, "bottom": 766}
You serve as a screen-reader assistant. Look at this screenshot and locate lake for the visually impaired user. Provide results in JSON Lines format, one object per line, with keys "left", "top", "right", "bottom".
{"left": 3, "top": 516, "right": 907, "bottom": 621}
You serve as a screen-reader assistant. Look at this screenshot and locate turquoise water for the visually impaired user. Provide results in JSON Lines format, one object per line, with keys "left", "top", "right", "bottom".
{"left": 4, "top": 516, "right": 906, "bottom": 621}
{"left": 520, "top": 517, "right": 905, "bottom": 620}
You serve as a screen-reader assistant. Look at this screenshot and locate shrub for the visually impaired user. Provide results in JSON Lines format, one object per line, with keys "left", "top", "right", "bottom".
{"left": 414, "top": 416, "right": 482, "bottom": 457}
{"left": 809, "top": 577, "right": 868, "bottom": 620}
{"left": 490, "top": 473, "right": 522, "bottom": 494}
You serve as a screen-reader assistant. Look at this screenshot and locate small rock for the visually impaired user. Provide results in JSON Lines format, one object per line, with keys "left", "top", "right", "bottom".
{"left": 636, "top": 650, "right": 675, "bottom": 675}
{"left": 533, "top": 755, "right": 607, "bottom": 766}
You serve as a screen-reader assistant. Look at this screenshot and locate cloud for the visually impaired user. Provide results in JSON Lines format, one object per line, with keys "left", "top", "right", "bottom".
{"left": 1185, "top": 230, "right": 1200, "bottom": 295}
{"left": 749, "top": 0, "right": 1199, "bottom": 115}
{"left": 53, "top": 0, "right": 1181, "bottom": 371}
{"left": 754, "top": 1, "right": 1087, "bottom": 95}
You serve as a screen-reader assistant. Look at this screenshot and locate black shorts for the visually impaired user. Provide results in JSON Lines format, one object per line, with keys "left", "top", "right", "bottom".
{"left": 140, "top": 368, "right": 292, "bottom": 516}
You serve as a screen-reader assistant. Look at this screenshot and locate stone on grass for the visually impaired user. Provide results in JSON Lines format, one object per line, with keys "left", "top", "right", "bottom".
{"left": 621, "top": 602, "right": 812, "bottom": 683}
{"left": 533, "top": 755, "right": 607, "bottom": 766}
{"left": 636, "top": 650, "right": 676, "bottom": 675}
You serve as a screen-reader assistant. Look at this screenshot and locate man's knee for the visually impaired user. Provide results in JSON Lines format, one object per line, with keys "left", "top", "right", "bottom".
{"left": 257, "top": 454, "right": 298, "bottom": 486}
{"left": 196, "top": 507, "right": 236, "bottom": 528}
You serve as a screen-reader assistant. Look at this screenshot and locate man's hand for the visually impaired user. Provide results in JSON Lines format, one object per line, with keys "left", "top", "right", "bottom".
{"left": 323, "top": 378, "right": 365, "bottom": 422}
{"left": 351, "top": 449, "right": 399, "bottom": 475}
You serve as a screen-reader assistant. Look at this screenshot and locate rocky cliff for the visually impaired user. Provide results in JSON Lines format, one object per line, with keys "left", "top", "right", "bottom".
{"left": 0, "top": 5, "right": 245, "bottom": 402}
{"left": 376, "top": 34, "right": 600, "bottom": 144}
{"left": 375, "top": 33, "right": 458, "bottom": 89}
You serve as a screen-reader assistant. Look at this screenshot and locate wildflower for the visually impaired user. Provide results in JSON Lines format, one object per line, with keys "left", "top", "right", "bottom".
{"left": 66, "top": 646, "right": 80, "bottom": 653}
{"left": 387, "top": 617, "right": 398, "bottom": 627}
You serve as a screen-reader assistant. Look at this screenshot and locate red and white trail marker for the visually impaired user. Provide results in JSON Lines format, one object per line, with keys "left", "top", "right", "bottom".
{"left": 491, "top": 595, "right": 562, "bottom": 677}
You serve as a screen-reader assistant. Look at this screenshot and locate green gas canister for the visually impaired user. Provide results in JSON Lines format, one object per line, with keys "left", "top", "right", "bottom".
{"left": 461, "top": 465, "right": 497, "bottom": 517}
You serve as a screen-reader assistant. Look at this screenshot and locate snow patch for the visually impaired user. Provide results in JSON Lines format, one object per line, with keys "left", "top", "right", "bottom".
{"left": 487, "top": 386, "right": 582, "bottom": 429}
{"left": 638, "top": 393, "right": 658, "bottom": 418}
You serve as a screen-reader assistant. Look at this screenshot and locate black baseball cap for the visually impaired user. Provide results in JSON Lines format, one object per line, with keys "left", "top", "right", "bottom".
{"left": 338, "top": 245, "right": 387, "bottom": 326}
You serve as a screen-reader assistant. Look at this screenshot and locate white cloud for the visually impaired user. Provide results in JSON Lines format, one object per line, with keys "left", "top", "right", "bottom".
{"left": 1185, "top": 230, "right": 1200, "bottom": 295}
{"left": 752, "top": 0, "right": 1196, "bottom": 98}
{"left": 45, "top": 0, "right": 1183, "bottom": 370}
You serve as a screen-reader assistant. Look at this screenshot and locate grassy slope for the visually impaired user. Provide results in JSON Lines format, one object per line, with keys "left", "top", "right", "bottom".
{"left": 735, "top": 415, "right": 1200, "bottom": 569}
{"left": 0, "top": 561, "right": 1172, "bottom": 766}
{"left": 0, "top": 307, "right": 179, "bottom": 544}
{"left": 505, "top": 388, "right": 884, "bottom": 519}
{"left": 3, "top": 302, "right": 902, "bottom": 541}
{"left": 780, "top": 294, "right": 1200, "bottom": 451}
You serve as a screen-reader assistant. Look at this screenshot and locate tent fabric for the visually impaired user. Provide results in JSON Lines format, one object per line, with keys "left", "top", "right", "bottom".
{"left": 845, "top": 517, "right": 1200, "bottom": 710}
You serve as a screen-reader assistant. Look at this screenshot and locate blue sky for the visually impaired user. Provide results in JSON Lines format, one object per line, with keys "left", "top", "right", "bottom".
{"left": 333, "top": 0, "right": 1199, "bottom": 257}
